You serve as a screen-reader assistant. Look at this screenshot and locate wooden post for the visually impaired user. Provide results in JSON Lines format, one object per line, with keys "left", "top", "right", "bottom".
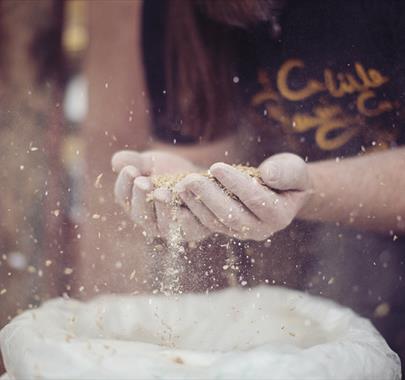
{"left": 77, "top": 0, "right": 151, "bottom": 297}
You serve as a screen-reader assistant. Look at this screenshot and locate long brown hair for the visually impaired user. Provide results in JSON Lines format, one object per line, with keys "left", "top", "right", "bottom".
{"left": 164, "top": 0, "right": 286, "bottom": 141}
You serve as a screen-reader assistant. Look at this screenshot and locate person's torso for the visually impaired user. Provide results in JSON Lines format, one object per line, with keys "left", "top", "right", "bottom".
{"left": 142, "top": 0, "right": 405, "bottom": 355}
{"left": 243, "top": 0, "right": 405, "bottom": 163}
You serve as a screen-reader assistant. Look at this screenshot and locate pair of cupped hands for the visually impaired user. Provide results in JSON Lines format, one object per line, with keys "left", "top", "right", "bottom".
{"left": 112, "top": 150, "right": 312, "bottom": 242}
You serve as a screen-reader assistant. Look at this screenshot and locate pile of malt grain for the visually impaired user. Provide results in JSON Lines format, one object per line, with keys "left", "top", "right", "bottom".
{"left": 150, "top": 165, "right": 261, "bottom": 293}
{"left": 151, "top": 165, "right": 261, "bottom": 192}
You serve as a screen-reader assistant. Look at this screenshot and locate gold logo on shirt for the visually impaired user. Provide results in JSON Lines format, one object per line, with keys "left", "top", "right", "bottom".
{"left": 252, "top": 59, "right": 395, "bottom": 151}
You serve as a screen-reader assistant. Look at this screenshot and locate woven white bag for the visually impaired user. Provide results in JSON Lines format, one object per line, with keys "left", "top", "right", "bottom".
{"left": 0, "top": 286, "right": 401, "bottom": 379}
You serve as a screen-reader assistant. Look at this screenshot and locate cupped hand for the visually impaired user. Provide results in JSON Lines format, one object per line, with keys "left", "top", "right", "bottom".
{"left": 112, "top": 150, "right": 211, "bottom": 242}
{"left": 173, "top": 153, "right": 312, "bottom": 241}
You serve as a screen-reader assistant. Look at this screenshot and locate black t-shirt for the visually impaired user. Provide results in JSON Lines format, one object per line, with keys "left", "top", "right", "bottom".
{"left": 143, "top": 0, "right": 405, "bottom": 365}
{"left": 143, "top": 0, "right": 405, "bottom": 156}
{"left": 246, "top": 0, "right": 405, "bottom": 161}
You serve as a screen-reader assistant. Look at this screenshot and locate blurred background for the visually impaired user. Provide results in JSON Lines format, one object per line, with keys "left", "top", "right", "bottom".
{"left": 0, "top": 0, "right": 153, "bottom": 373}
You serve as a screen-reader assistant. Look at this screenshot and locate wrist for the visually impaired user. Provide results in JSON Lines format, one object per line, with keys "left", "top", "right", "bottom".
{"left": 296, "top": 163, "right": 320, "bottom": 220}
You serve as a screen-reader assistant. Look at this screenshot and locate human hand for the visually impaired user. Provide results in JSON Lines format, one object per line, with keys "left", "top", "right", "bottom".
{"left": 173, "top": 153, "right": 312, "bottom": 241}
{"left": 112, "top": 150, "right": 211, "bottom": 241}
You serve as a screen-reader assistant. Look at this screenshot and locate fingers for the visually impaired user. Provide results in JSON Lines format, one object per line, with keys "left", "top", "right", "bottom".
{"left": 259, "top": 153, "right": 310, "bottom": 191}
{"left": 131, "top": 176, "right": 159, "bottom": 237}
{"left": 113, "top": 150, "right": 197, "bottom": 176}
{"left": 176, "top": 207, "right": 211, "bottom": 242}
{"left": 114, "top": 166, "right": 140, "bottom": 208}
{"left": 178, "top": 189, "right": 267, "bottom": 240}
{"left": 178, "top": 190, "right": 231, "bottom": 235}
{"left": 175, "top": 174, "right": 260, "bottom": 235}
{"left": 209, "top": 163, "right": 282, "bottom": 222}
{"left": 153, "top": 188, "right": 173, "bottom": 238}
{"left": 113, "top": 152, "right": 308, "bottom": 242}
{"left": 112, "top": 150, "right": 143, "bottom": 173}
{"left": 115, "top": 168, "right": 160, "bottom": 238}
{"left": 154, "top": 188, "right": 210, "bottom": 242}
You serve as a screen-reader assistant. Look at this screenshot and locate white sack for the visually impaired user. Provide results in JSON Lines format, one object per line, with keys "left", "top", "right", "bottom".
{"left": 0, "top": 286, "right": 401, "bottom": 379}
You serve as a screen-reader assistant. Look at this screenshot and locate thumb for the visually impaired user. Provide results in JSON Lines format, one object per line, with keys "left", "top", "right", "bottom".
{"left": 111, "top": 150, "right": 142, "bottom": 173}
{"left": 259, "top": 153, "right": 310, "bottom": 191}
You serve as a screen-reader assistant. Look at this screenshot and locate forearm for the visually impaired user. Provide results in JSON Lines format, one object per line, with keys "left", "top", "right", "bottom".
{"left": 298, "top": 148, "right": 405, "bottom": 234}
{"left": 150, "top": 134, "right": 243, "bottom": 168}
